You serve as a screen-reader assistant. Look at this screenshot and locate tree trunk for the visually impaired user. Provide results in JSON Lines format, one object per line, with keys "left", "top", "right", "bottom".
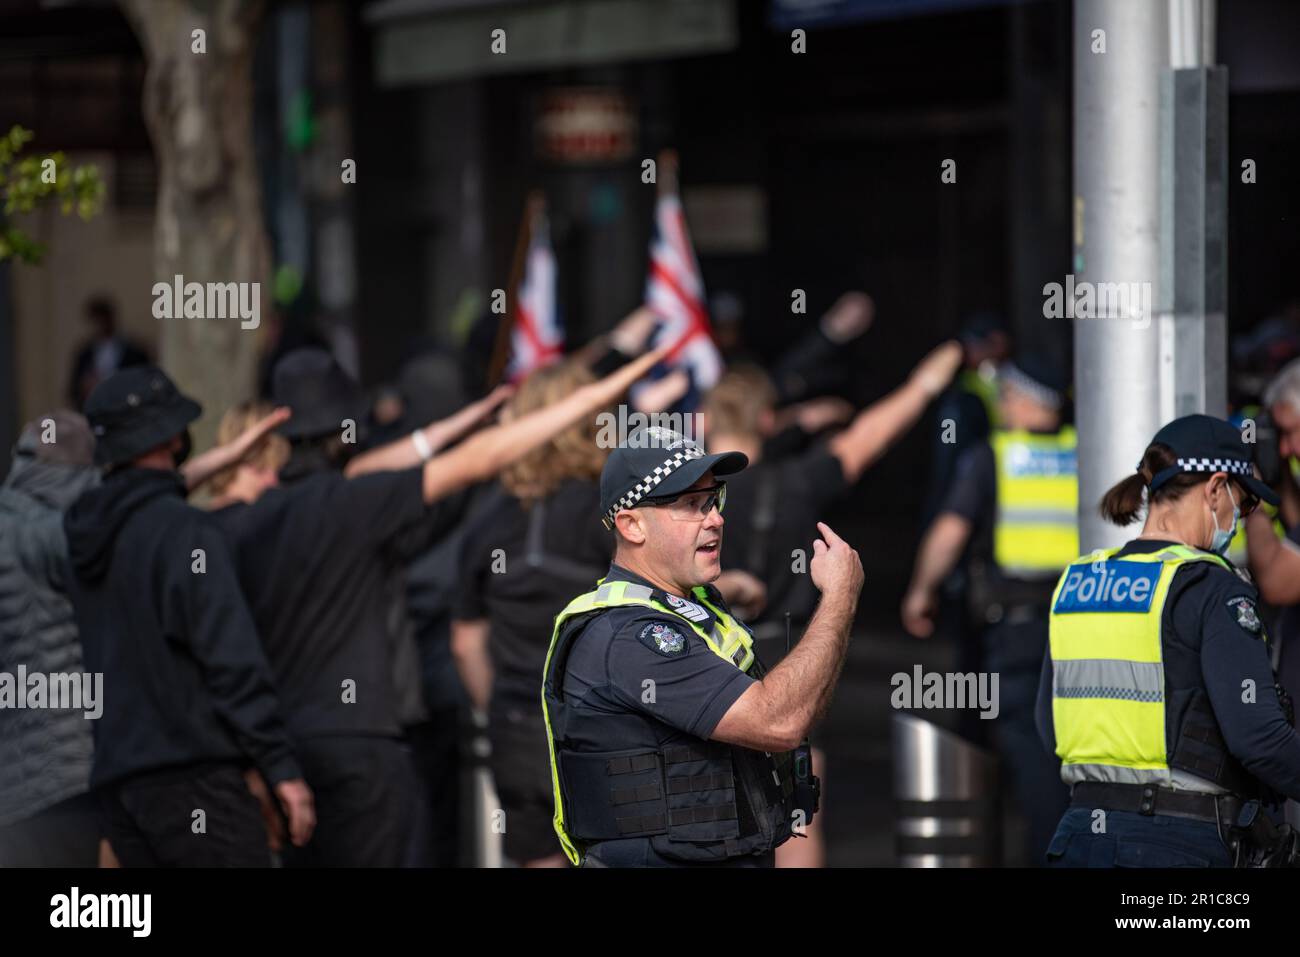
{"left": 119, "top": 0, "right": 269, "bottom": 452}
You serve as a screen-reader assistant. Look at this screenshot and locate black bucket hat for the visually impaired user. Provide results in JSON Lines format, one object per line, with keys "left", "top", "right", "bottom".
{"left": 1147, "top": 413, "right": 1279, "bottom": 507}
{"left": 271, "top": 347, "right": 365, "bottom": 441}
{"left": 84, "top": 365, "right": 202, "bottom": 467}
{"left": 599, "top": 426, "right": 748, "bottom": 530}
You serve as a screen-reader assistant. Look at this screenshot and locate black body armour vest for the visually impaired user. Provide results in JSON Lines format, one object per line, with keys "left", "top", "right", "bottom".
{"left": 542, "top": 581, "right": 804, "bottom": 865}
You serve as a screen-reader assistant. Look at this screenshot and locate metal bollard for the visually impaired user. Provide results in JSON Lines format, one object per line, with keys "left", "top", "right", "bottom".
{"left": 891, "top": 713, "right": 1000, "bottom": 867}
{"left": 468, "top": 708, "right": 504, "bottom": 868}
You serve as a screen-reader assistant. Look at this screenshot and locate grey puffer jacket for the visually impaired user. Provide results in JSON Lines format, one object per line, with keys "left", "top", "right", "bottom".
{"left": 0, "top": 455, "right": 99, "bottom": 827}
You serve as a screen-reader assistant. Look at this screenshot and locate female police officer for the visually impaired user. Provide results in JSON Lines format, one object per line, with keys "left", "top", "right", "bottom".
{"left": 1038, "top": 413, "right": 1300, "bottom": 867}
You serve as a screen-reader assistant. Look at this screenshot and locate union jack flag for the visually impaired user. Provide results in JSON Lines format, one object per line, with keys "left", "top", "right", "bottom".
{"left": 644, "top": 190, "right": 723, "bottom": 400}
{"left": 508, "top": 206, "right": 562, "bottom": 381}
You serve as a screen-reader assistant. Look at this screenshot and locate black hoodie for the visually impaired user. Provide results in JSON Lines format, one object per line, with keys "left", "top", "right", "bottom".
{"left": 63, "top": 467, "right": 300, "bottom": 789}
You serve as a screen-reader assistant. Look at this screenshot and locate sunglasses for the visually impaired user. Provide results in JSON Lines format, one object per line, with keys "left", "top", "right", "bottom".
{"left": 640, "top": 481, "right": 727, "bottom": 521}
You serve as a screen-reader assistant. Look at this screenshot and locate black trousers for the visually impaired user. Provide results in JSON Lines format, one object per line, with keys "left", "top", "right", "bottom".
{"left": 403, "top": 711, "right": 462, "bottom": 867}
{"left": 0, "top": 792, "right": 100, "bottom": 867}
{"left": 100, "top": 762, "right": 270, "bottom": 867}
{"left": 983, "top": 614, "right": 1069, "bottom": 865}
{"left": 282, "top": 735, "right": 417, "bottom": 868}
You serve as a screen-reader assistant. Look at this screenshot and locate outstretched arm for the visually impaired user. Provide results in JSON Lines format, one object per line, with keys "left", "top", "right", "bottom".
{"left": 345, "top": 385, "right": 514, "bottom": 478}
{"left": 451, "top": 618, "right": 494, "bottom": 714}
{"left": 900, "top": 512, "right": 973, "bottom": 638}
{"left": 1246, "top": 509, "right": 1300, "bottom": 605}
{"left": 181, "top": 406, "right": 291, "bottom": 492}
{"left": 827, "top": 341, "right": 962, "bottom": 483}
{"left": 572, "top": 306, "right": 659, "bottom": 370}
{"left": 419, "top": 347, "right": 666, "bottom": 504}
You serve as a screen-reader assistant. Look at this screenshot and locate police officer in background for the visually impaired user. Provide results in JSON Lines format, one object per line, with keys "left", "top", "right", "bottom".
{"left": 901, "top": 354, "right": 1076, "bottom": 863}
{"left": 542, "top": 426, "right": 864, "bottom": 867}
{"left": 1040, "top": 415, "right": 1300, "bottom": 867}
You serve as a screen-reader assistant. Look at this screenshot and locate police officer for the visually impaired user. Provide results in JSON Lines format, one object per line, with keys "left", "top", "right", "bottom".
{"left": 1041, "top": 414, "right": 1300, "bottom": 867}
{"left": 902, "top": 354, "right": 1076, "bottom": 863}
{"left": 542, "top": 426, "right": 864, "bottom": 867}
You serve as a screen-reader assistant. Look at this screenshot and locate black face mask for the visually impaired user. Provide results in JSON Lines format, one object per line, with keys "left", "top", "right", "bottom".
{"left": 173, "top": 429, "right": 193, "bottom": 468}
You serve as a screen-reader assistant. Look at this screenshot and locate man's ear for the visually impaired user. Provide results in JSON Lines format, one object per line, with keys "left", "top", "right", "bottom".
{"left": 615, "top": 509, "right": 647, "bottom": 545}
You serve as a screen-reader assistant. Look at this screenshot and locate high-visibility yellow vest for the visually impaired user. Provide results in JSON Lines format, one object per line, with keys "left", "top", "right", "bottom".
{"left": 1048, "top": 544, "right": 1258, "bottom": 787}
{"left": 541, "top": 578, "right": 760, "bottom": 865}
{"left": 992, "top": 426, "right": 1078, "bottom": 577}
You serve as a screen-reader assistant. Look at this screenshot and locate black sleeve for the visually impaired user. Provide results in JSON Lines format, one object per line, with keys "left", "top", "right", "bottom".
{"left": 322, "top": 468, "right": 429, "bottom": 550}
{"left": 321, "top": 467, "right": 468, "bottom": 561}
{"left": 762, "top": 423, "right": 811, "bottom": 461}
{"left": 1181, "top": 571, "right": 1300, "bottom": 799}
{"left": 1035, "top": 647, "right": 1056, "bottom": 754}
{"left": 922, "top": 392, "right": 992, "bottom": 526}
{"left": 773, "top": 327, "right": 842, "bottom": 404}
{"left": 939, "top": 442, "right": 996, "bottom": 524}
{"left": 164, "top": 517, "right": 301, "bottom": 786}
{"left": 590, "top": 345, "right": 635, "bottom": 378}
{"left": 387, "top": 486, "right": 471, "bottom": 562}
{"left": 605, "top": 613, "right": 755, "bottom": 739}
{"left": 796, "top": 446, "right": 851, "bottom": 510}
{"left": 453, "top": 494, "right": 506, "bottom": 622}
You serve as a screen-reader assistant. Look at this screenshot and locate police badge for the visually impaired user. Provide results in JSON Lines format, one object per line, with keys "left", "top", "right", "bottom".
{"left": 1227, "top": 596, "right": 1262, "bottom": 635}
{"left": 638, "top": 621, "right": 687, "bottom": 657}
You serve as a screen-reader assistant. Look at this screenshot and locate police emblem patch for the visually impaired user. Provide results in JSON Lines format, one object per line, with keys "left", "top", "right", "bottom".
{"left": 638, "top": 621, "right": 687, "bottom": 656}
{"left": 1227, "top": 596, "right": 1262, "bottom": 635}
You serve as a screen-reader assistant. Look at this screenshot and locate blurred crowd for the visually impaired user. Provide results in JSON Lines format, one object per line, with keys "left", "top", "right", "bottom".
{"left": 5, "top": 286, "right": 1300, "bottom": 868}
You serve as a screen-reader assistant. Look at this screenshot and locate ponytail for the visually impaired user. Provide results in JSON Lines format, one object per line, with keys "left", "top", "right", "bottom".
{"left": 1098, "top": 472, "right": 1149, "bottom": 526}
{"left": 1098, "top": 441, "right": 1206, "bottom": 526}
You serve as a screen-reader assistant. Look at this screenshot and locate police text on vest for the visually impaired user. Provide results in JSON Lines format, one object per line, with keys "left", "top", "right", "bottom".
{"left": 1054, "top": 561, "right": 1161, "bottom": 614}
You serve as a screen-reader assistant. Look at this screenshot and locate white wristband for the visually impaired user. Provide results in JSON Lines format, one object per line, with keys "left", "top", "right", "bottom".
{"left": 410, "top": 428, "right": 434, "bottom": 461}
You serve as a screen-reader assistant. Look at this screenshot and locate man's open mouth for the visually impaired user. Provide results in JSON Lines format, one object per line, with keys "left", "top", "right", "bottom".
{"left": 697, "top": 540, "right": 720, "bottom": 555}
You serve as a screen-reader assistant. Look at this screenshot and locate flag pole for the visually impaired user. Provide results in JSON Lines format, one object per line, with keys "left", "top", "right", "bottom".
{"left": 487, "top": 190, "right": 545, "bottom": 389}
{"left": 658, "top": 148, "right": 679, "bottom": 198}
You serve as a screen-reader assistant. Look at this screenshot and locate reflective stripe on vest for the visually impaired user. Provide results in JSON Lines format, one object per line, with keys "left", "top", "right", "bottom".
{"left": 992, "top": 426, "right": 1079, "bottom": 576}
{"left": 1047, "top": 544, "right": 1234, "bottom": 787}
{"left": 541, "top": 578, "right": 758, "bottom": 865}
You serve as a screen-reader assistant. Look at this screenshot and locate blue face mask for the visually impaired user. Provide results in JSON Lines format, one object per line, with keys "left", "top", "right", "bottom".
{"left": 1209, "top": 484, "right": 1240, "bottom": 556}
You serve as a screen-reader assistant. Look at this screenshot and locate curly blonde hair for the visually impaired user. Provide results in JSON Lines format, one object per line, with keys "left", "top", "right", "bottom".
{"left": 208, "top": 400, "right": 290, "bottom": 494}
{"left": 500, "top": 360, "right": 607, "bottom": 505}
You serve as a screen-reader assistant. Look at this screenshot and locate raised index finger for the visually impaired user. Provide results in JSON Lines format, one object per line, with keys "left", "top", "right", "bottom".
{"left": 816, "top": 521, "right": 844, "bottom": 546}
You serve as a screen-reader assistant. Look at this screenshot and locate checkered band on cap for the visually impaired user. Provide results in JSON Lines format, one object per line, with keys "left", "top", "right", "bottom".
{"left": 1000, "top": 362, "right": 1062, "bottom": 411}
{"left": 603, "top": 446, "right": 706, "bottom": 527}
{"left": 1175, "top": 457, "right": 1253, "bottom": 476}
